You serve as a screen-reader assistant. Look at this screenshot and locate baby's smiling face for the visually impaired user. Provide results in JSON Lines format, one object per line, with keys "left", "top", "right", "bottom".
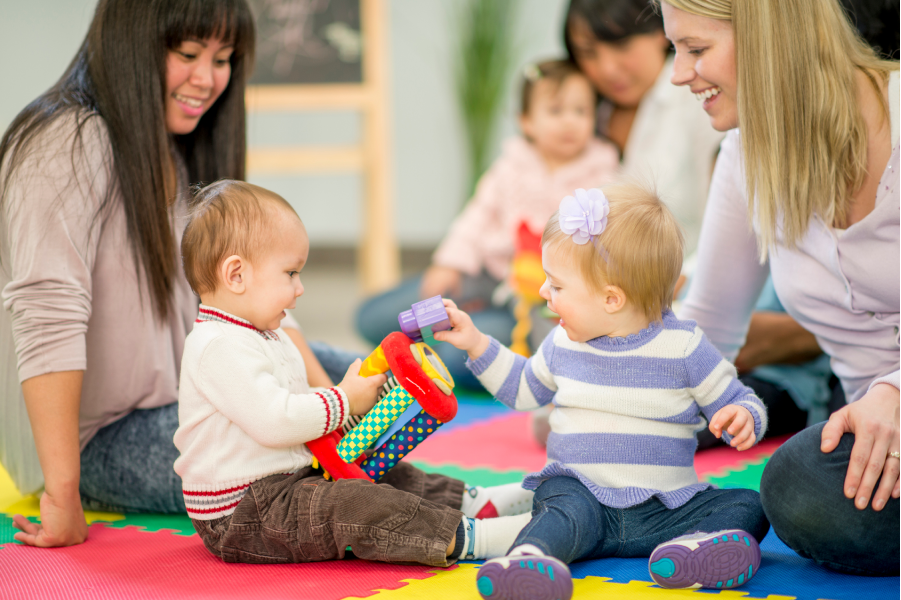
{"left": 520, "top": 74, "right": 597, "bottom": 166}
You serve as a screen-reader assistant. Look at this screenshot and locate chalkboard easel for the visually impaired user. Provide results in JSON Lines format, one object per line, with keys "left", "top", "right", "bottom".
{"left": 245, "top": 0, "right": 399, "bottom": 293}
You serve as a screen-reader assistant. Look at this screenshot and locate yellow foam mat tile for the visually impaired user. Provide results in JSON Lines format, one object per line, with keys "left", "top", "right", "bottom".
{"left": 0, "top": 463, "right": 123, "bottom": 524}
{"left": 346, "top": 564, "right": 798, "bottom": 600}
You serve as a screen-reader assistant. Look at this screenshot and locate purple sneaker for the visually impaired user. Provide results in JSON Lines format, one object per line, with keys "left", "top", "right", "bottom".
{"left": 648, "top": 529, "right": 761, "bottom": 590}
{"left": 475, "top": 545, "right": 573, "bottom": 600}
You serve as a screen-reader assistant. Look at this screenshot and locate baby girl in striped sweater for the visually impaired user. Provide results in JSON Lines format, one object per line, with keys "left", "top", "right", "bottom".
{"left": 434, "top": 185, "right": 770, "bottom": 600}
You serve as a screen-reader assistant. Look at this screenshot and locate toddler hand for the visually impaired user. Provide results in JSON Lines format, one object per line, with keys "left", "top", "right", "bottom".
{"left": 432, "top": 299, "right": 490, "bottom": 360}
{"left": 338, "top": 358, "right": 388, "bottom": 416}
{"left": 709, "top": 405, "right": 756, "bottom": 451}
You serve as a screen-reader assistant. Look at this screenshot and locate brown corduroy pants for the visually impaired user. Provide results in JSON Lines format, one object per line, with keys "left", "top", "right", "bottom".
{"left": 191, "top": 462, "right": 465, "bottom": 567}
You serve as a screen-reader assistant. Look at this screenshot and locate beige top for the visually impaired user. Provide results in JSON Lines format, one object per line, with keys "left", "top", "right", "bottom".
{"left": 0, "top": 113, "right": 198, "bottom": 493}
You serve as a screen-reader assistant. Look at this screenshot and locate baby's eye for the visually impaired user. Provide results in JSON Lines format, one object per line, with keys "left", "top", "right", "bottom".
{"left": 287, "top": 270, "right": 299, "bottom": 278}
{"left": 688, "top": 47, "right": 706, "bottom": 56}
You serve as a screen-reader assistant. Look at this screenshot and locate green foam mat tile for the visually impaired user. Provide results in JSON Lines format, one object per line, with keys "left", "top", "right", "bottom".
{"left": 705, "top": 458, "right": 769, "bottom": 492}
{"left": 97, "top": 512, "right": 196, "bottom": 536}
{"left": 409, "top": 462, "right": 527, "bottom": 487}
{"left": 0, "top": 513, "right": 36, "bottom": 548}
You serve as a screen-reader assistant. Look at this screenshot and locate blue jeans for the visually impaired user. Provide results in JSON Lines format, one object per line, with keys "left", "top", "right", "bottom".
{"left": 79, "top": 342, "right": 362, "bottom": 513}
{"left": 355, "top": 275, "right": 516, "bottom": 389}
{"left": 514, "top": 476, "right": 769, "bottom": 563}
{"left": 760, "top": 422, "right": 900, "bottom": 575}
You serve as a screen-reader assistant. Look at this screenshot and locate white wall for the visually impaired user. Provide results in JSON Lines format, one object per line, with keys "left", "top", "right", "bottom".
{"left": 0, "top": 0, "right": 568, "bottom": 248}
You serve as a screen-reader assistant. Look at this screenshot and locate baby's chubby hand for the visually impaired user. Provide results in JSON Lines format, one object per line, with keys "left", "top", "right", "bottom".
{"left": 338, "top": 358, "right": 388, "bottom": 416}
{"left": 432, "top": 299, "right": 491, "bottom": 360}
{"left": 709, "top": 405, "right": 757, "bottom": 451}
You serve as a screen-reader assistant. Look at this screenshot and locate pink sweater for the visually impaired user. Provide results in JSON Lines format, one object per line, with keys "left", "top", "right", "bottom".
{"left": 432, "top": 137, "right": 619, "bottom": 280}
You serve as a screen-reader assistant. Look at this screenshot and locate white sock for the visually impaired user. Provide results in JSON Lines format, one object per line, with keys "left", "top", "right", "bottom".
{"left": 461, "top": 483, "right": 535, "bottom": 518}
{"left": 509, "top": 543, "right": 545, "bottom": 557}
{"left": 465, "top": 512, "right": 532, "bottom": 560}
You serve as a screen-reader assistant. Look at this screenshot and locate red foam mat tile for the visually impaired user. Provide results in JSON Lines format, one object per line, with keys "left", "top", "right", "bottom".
{"left": 0, "top": 524, "right": 446, "bottom": 600}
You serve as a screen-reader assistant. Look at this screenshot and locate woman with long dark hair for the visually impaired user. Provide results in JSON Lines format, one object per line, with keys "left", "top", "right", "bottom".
{"left": 0, "top": 0, "right": 344, "bottom": 548}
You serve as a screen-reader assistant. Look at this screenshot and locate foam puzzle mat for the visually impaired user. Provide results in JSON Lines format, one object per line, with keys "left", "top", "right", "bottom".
{"left": 1, "top": 394, "right": 897, "bottom": 599}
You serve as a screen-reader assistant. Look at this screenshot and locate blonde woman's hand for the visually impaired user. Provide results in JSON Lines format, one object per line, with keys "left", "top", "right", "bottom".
{"left": 433, "top": 299, "right": 490, "bottom": 360}
{"left": 821, "top": 383, "right": 900, "bottom": 511}
{"left": 12, "top": 487, "right": 88, "bottom": 548}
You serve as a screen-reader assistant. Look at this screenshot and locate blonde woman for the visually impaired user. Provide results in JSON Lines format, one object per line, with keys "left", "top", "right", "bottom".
{"left": 662, "top": 0, "right": 899, "bottom": 576}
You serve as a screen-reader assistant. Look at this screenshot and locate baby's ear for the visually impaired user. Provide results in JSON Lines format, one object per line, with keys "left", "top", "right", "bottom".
{"left": 220, "top": 254, "right": 246, "bottom": 293}
{"left": 602, "top": 284, "right": 627, "bottom": 314}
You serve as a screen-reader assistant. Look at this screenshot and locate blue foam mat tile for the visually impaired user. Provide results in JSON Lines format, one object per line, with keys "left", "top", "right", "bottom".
{"left": 466, "top": 531, "right": 898, "bottom": 600}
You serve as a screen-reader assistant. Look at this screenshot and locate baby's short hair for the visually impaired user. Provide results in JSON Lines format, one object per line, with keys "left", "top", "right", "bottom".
{"left": 542, "top": 182, "right": 684, "bottom": 322}
{"left": 520, "top": 59, "right": 591, "bottom": 115}
{"left": 182, "top": 180, "right": 298, "bottom": 296}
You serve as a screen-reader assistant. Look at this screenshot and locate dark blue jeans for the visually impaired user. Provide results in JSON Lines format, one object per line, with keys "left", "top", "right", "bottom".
{"left": 355, "top": 275, "right": 515, "bottom": 390}
{"left": 79, "top": 342, "right": 361, "bottom": 513}
{"left": 760, "top": 422, "right": 900, "bottom": 576}
{"left": 514, "top": 476, "right": 769, "bottom": 563}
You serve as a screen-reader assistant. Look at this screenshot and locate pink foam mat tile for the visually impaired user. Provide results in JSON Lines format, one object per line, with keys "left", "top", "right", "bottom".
{"left": 410, "top": 413, "right": 547, "bottom": 472}
{"left": 0, "top": 523, "right": 448, "bottom": 600}
{"left": 693, "top": 435, "right": 791, "bottom": 479}
{"left": 410, "top": 411, "right": 789, "bottom": 478}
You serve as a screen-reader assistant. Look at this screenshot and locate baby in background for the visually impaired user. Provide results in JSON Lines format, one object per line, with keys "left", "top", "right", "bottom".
{"left": 173, "top": 180, "right": 533, "bottom": 568}
{"left": 434, "top": 185, "right": 771, "bottom": 600}
{"left": 358, "top": 59, "right": 619, "bottom": 387}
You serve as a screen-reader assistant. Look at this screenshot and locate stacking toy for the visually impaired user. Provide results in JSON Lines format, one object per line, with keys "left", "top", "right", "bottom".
{"left": 398, "top": 295, "right": 452, "bottom": 346}
{"left": 306, "top": 323, "right": 457, "bottom": 482}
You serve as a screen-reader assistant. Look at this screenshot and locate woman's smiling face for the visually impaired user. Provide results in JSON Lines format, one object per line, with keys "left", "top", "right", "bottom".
{"left": 165, "top": 37, "right": 233, "bottom": 134}
{"left": 662, "top": 3, "right": 738, "bottom": 131}
{"left": 567, "top": 17, "right": 669, "bottom": 108}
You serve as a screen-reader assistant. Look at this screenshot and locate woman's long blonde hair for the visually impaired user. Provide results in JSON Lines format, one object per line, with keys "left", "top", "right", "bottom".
{"left": 665, "top": 0, "right": 898, "bottom": 257}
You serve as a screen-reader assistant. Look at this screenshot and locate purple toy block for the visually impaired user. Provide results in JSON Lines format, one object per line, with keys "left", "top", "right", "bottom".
{"left": 398, "top": 295, "right": 451, "bottom": 343}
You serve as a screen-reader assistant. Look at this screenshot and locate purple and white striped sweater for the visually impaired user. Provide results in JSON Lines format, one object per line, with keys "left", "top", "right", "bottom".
{"left": 467, "top": 310, "right": 767, "bottom": 509}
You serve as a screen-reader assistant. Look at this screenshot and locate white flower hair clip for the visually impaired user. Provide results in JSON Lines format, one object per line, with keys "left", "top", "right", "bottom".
{"left": 558, "top": 188, "right": 609, "bottom": 245}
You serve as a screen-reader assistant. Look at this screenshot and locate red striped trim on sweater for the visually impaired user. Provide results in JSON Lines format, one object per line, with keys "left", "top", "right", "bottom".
{"left": 183, "top": 482, "right": 251, "bottom": 497}
{"left": 335, "top": 387, "right": 345, "bottom": 427}
{"left": 195, "top": 305, "right": 279, "bottom": 341}
{"left": 316, "top": 391, "right": 333, "bottom": 435}
{"left": 186, "top": 499, "right": 242, "bottom": 515}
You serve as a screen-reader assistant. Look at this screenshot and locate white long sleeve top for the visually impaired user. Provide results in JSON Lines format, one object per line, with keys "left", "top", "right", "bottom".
{"left": 680, "top": 71, "right": 900, "bottom": 403}
{"left": 173, "top": 306, "right": 349, "bottom": 519}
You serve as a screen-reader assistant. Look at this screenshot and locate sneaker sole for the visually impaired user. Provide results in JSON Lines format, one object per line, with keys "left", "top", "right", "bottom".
{"left": 476, "top": 555, "right": 573, "bottom": 600}
{"left": 648, "top": 529, "right": 761, "bottom": 589}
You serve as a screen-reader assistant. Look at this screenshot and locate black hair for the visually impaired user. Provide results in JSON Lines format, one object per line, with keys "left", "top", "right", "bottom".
{"left": 838, "top": 0, "right": 900, "bottom": 59}
{"left": 563, "top": 0, "right": 663, "bottom": 61}
{"left": 0, "top": 0, "right": 255, "bottom": 319}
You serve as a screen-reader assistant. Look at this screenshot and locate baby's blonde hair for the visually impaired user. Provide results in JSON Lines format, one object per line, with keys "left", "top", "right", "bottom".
{"left": 182, "top": 180, "right": 299, "bottom": 296}
{"left": 542, "top": 182, "right": 684, "bottom": 321}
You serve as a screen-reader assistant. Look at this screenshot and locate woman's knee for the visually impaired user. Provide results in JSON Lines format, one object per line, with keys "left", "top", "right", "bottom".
{"left": 355, "top": 278, "right": 421, "bottom": 344}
